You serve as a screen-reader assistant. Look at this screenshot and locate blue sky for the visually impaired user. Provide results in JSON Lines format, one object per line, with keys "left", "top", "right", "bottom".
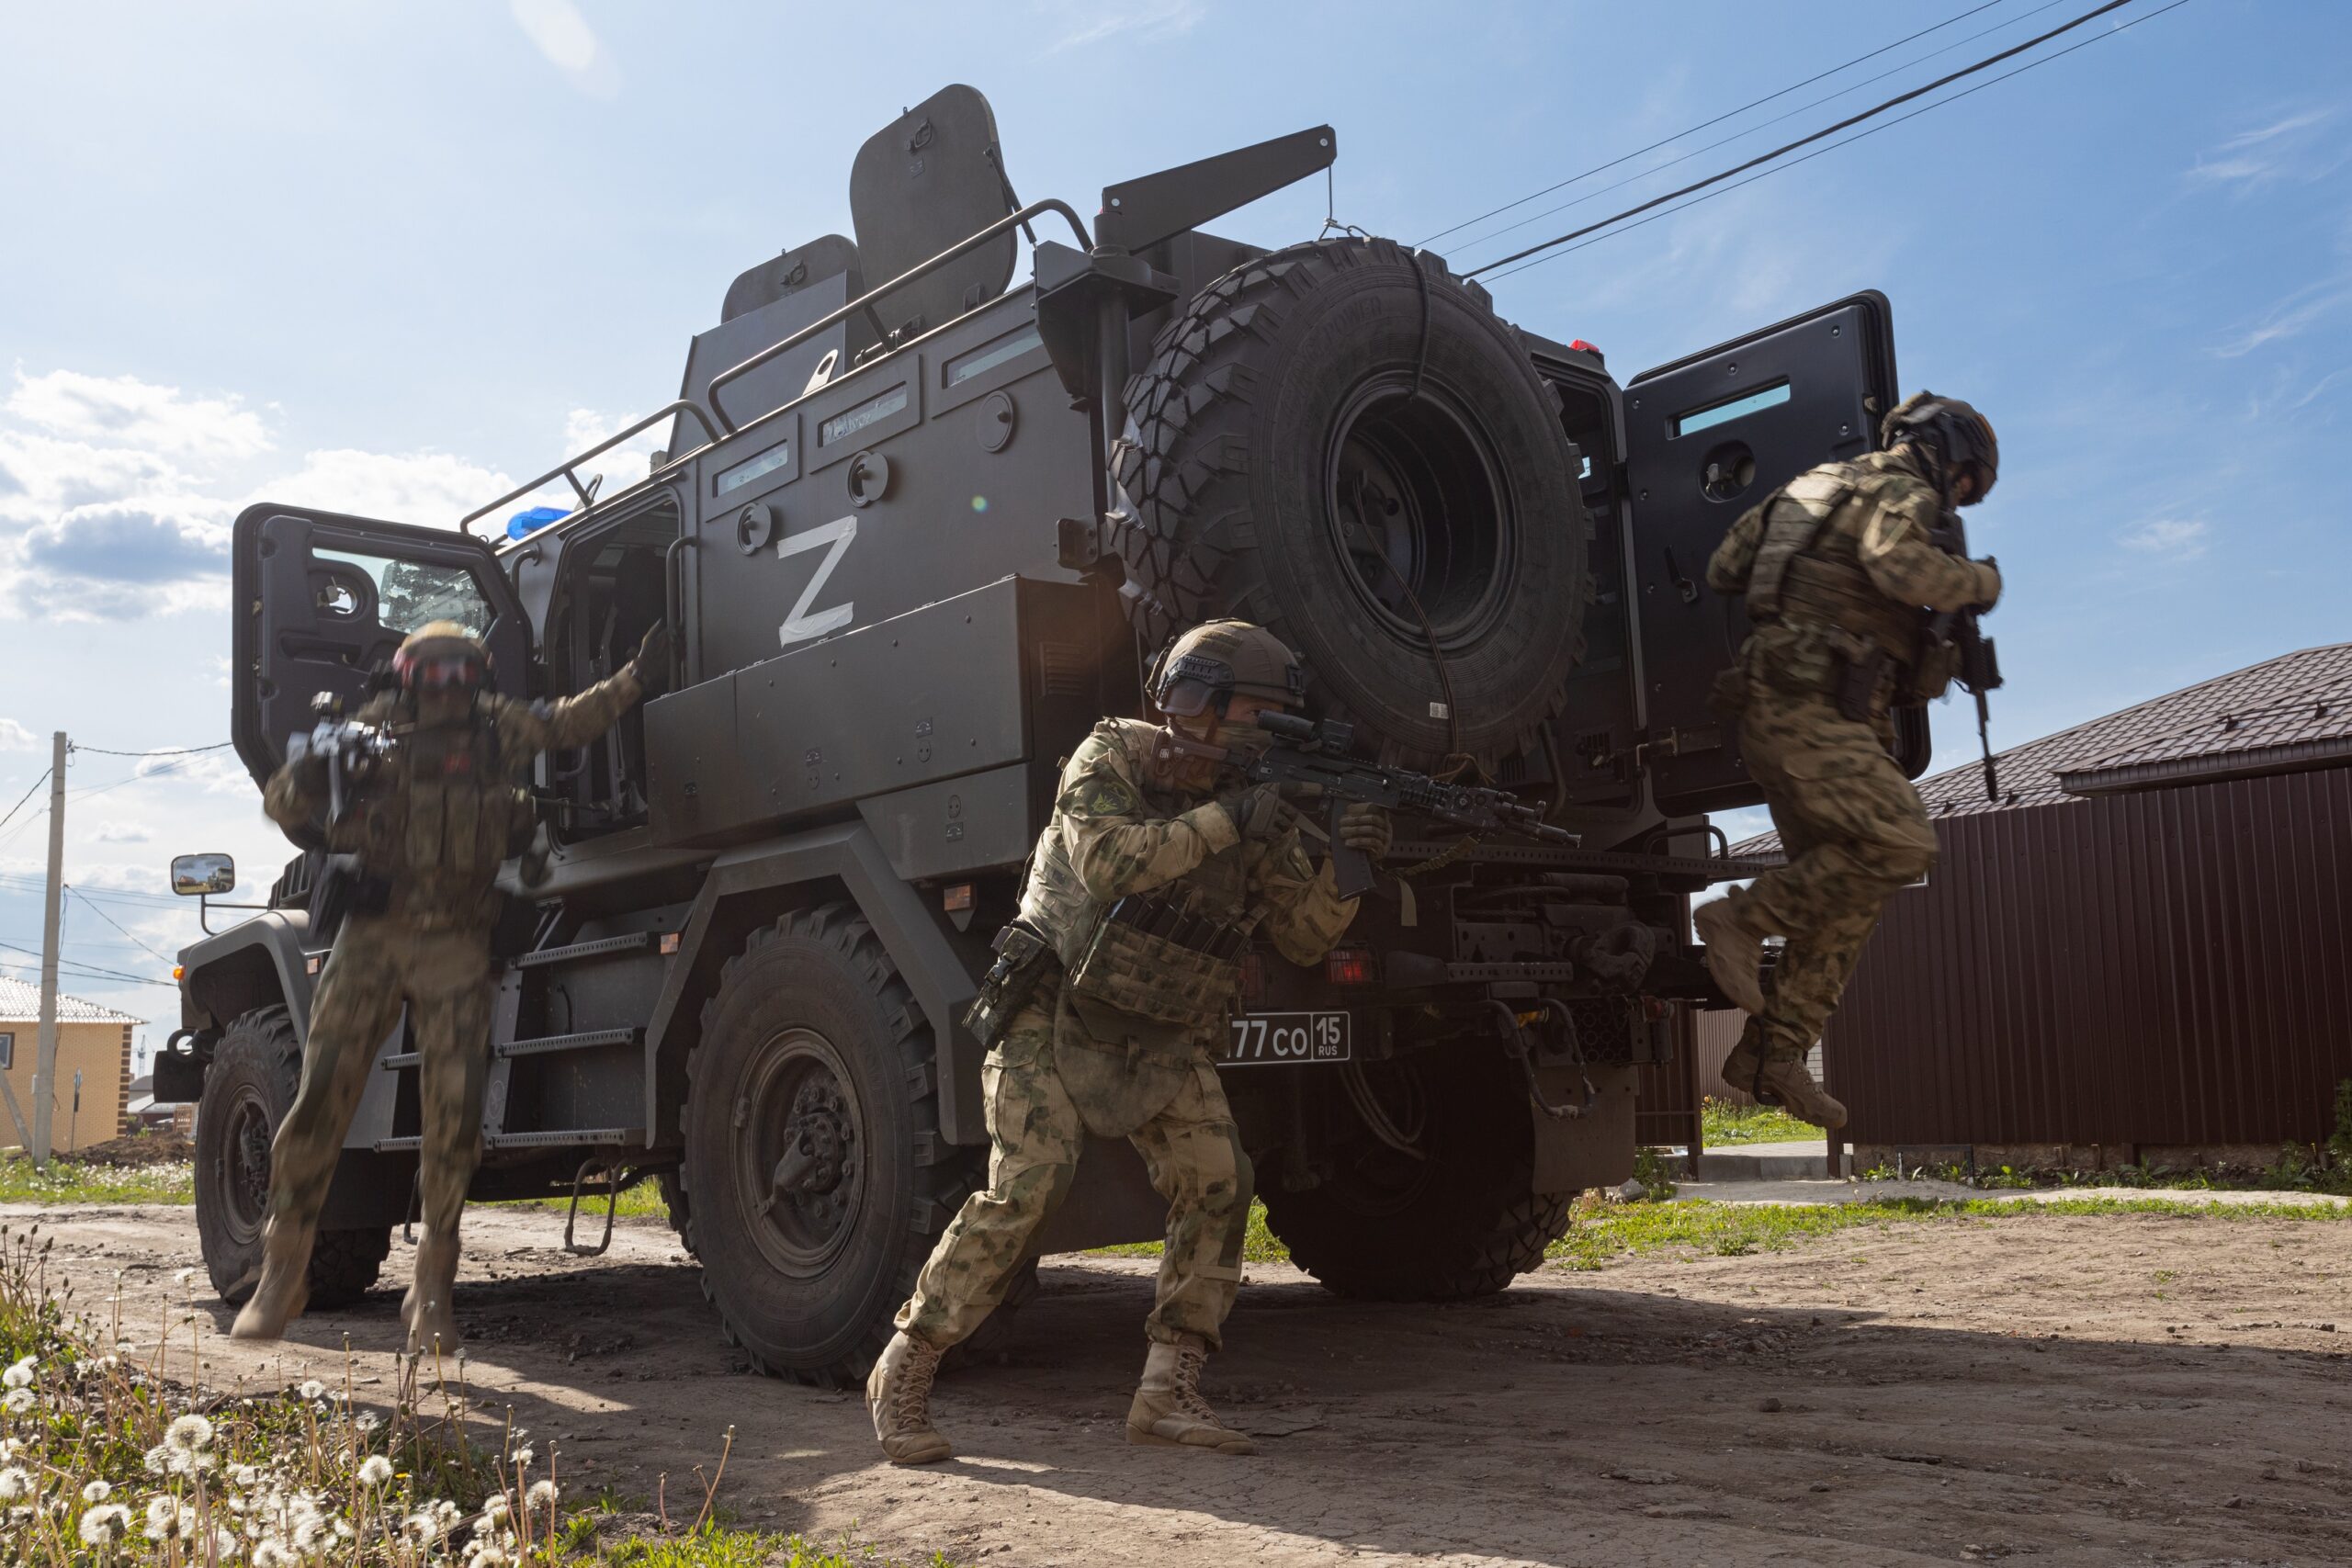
{"left": 0, "top": 0, "right": 2344, "bottom": 1052}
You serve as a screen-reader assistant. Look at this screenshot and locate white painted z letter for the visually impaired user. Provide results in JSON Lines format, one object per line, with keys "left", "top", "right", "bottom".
{"left": 775, "top": 514, "right": 857, "bottom": 646}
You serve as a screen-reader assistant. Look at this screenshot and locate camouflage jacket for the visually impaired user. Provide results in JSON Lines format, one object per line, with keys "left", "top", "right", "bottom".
{"left": 1017, "top": 718, "right": 1359, "bottom": 976}
{"left": 1707, "top": 446, "right": 2001, "bottom": 710}
{"left": 263, "top": 670, "right": 642, "bottom": 930}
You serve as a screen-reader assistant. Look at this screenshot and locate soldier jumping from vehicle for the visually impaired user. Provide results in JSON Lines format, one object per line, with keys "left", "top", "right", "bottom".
{"left": 867, "top": 620, "right": 1392, "bottom": 1464}
{"left": 232, "top": 618, "right": 668, "bottom": 1352}
{"left": 1693, "top": 393, "right": 2003, "bottom": 1130}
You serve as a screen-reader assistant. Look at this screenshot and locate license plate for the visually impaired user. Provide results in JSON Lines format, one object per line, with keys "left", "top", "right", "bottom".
{"left": 1223, "top": 1010, "right": 1351, "bottom": 1066}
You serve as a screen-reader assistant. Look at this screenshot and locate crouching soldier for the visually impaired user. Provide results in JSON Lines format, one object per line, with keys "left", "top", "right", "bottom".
{"left": 233, "top": 618, "right": 667, "bottom": 1352}
{"left": 868, "top": 620, "right": 1392, "bottom": 1463}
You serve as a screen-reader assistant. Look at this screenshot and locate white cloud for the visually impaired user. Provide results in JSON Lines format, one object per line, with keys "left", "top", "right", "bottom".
{"left": 559, "top": 408, "right": 661, "bottom": 496}
{"left": 510, "top": 0, "right": 618, "bottom": 96}
{"left": 255, "top": 448, "right": 515, "bottom": 529}
{"left": 0, "top": 433, "right": 180, "bottom": 521}
{"left": 1043, "top": 0, "right": 1204, "bottom": 51}
{"left": 5, "top": 367, "right": 270, "bottom": 464}
{"left": 2212, "top": 284, "right": 2352, "bottom": 360}
{"left": 18, "top": 501, "right": 232, "bottom": 585}
{"left": 130, "top": 751, "right": 253, "bottom": 796}
{"left": 2188, "top": 108, "right": 2338, "bottom": 189}
{"left": 91, "top": 821, "right": 152, "bottom": 843}
{"left": 2118, "top": 518, "right": 2209, "bottom": 559}
{"left": 0, "top": 720, "right": 34, "bottom": 750}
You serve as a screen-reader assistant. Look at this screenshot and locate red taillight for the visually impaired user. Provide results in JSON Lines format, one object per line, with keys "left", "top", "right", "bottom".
{"left": 1568, "top": 339, "right": 1600, "bottom": 355}
{"left": 1641, "top": 995, "right": 1672, "bottom": 1022}
{"left": 1238, "top": 952, "right": 1267, "bottom": 1007}
{"left": 1325, "top": 948, "right": 1375, "bottom": 987}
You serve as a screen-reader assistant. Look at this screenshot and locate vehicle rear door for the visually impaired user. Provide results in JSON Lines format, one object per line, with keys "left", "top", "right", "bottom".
{"left": 1623, "top": 291, "right": 1918, "bottom": 816}
{"left": 230, "top": 503, "right": 533, "bottom": 793}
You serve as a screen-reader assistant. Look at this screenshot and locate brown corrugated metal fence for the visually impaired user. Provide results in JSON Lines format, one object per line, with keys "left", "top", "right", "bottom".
{"left": 1824, "top": 766, "right": 2352, "bottom": 1151}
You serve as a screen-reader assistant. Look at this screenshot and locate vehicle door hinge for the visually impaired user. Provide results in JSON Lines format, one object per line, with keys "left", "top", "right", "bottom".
{"left": 1632, "top": 725, "right": 1724, "bottom": 773}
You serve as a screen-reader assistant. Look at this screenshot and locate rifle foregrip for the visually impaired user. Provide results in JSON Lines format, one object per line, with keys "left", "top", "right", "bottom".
{"left": 1328, "top": 793, "right": 1375, "bottom": 899}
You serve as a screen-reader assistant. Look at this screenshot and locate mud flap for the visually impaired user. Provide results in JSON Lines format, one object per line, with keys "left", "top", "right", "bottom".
{"left": 1530, "top": 1065, "right": 1637, "bottom": 1193}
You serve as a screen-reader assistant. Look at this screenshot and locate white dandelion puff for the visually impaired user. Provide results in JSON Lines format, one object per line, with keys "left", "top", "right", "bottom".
{"left": 143, "top": 1495, "right": 195, "bottom": 1542}
{"left": 525, "top": 1480, "right": 557, "bottom": 1507}
{"left": 480, "top": 1495, "right": 511, "bottom": 1527}
{"left": 164, "top": 1413, "right": 215, "bottom": 1452}
{"left": 356, "top": 1455, "right": 393, "bottom": 1488}
{"left": 0, "top": 1468, "right": 31, "bottom": 1502}
{"left": 0, "top": 1356, "right": 33, "bottom": 1389}
{"left": 82, "top": 1481, "right": 111, "bottom": 1504}
{"left": 510, "top": 1445, "right": 534, "bottom": 1469}
{"left": 175, "top": 1268, "right": 195, "bottom": 1287}
{"left": 79, "top": 1503, "right": 133, "bottom": 1545}
{"left": 0, "top": 1389, "right": 30, "bottom": 1416}
{"left": 296, "top": 1380, "right": 324, "bottom": 1402}
{"left": 252, "top": 1540, "right": 294, "bottom": 1568}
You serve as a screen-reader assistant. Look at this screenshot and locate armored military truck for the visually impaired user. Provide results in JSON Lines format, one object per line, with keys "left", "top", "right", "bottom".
{"left": 164, "top": 86, "right": 1922, "bottom": 1384}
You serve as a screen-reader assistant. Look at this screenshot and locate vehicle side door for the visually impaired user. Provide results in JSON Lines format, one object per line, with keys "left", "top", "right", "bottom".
{"left": 230, "top": 503, "right": 534, "bottom": 798}
{"left": 1623, "top": 292, "right": 1922, "bottom": 816}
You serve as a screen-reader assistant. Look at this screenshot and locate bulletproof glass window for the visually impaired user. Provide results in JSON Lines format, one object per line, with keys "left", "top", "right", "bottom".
{"left": 312, "top": 548, "right": 492, "bottom": 637}
{"left": 1673, "top": 380, "right": 1791, "bottom": 437}
{"left": 542, "top": 499, "right": 680, "bottom": 839}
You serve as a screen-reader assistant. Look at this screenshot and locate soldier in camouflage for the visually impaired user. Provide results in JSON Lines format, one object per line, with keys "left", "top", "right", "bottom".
{"left": 232, "top": 618, "right": 666, "bottom": 1352}
{"left": 868, "top": 620, "right": 1391, "bottom": 1465}
{"left": 1695, "top": 393, "right": 2003, "bottom": 1129}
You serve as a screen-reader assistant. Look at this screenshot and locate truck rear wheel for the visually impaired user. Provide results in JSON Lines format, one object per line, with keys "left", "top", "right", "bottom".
{"left": 678, "top": 903, "right": 986, "bottom": 1387}
{"left": 1261, "top": 1055, "right": 1573, "bottom": 1301}
{"left": 195, "top": 1005, "right": 391, "bottom": 1308}
{"left": 1111, "top": 235, "right": 1589, "bottom": 772}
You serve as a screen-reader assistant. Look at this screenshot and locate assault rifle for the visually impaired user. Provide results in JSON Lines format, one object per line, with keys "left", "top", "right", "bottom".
{"left": 1159, "top": 711, "right": 1578, "bottom": 898}
{"left": 1926, "top": 509, "right": 2004, "bottom": 804}
{"left": 285, "top": 699, "right": 398, "bottom": 829}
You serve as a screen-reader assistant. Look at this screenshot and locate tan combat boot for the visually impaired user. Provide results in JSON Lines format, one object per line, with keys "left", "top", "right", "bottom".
{"left": 1723, "top": 1040, "right": 1848, "bottom": 1131}
{"left": 1127, "top": 1335, "right": 1253, "bottom": 1456}
{"left": 401, "top": 1229, "right": 462, "bottom": 1357}
{"left": 867, "top": 1331, "right": 952, "bottom": 1464}
{"left": 1693, "top": 897, "right": 1768, "bottom": 1016}
{"left": 230, "top": 1217, "right": 313, "bottom": 1341}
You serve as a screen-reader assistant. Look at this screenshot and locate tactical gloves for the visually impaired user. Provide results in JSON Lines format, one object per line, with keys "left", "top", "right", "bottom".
{"left": 632, "top": 623, "right": 674, "bottom": 697}
{"left": 1971, "top": 556, "right": 2003, "bottom": 610}
{"left": 1215, "top": 784, "right": 1289, "bottom": 840}
{"left": 1336, "top": 802, "right": 1393, "bottom": 858}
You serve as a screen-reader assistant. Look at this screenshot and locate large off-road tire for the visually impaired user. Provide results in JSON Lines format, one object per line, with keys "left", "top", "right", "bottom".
{"left": 195, "top": 1005, "right": 391, "bottom": 1308}
{"left": 1261, "top": 1055, "right": 1573, "bottom": 1301}
{"left": 1111, "top": 236, "right": 1589, "bottom": 771}
{"left": 676, "top": 903, "right": 985, "bottom": 1387}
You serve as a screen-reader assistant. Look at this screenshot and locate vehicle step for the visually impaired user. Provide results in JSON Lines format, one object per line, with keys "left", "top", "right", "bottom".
{"left": 499, "top": 1027, "right": 641, "bottom": 1059}
{"left": 372, "top": 1127, "right": 640, "bottom": 1155}
{"left": 512, "top": 932, "right": 659, "bottom": 968}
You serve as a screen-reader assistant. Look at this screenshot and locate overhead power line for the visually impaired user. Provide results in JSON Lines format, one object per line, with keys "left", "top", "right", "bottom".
{"left": 1477, "top": 0, "right": 2188, "bottom": 284}
{"left": 1419, "top": 0, "right": 2013, "bottom": 247}
{"left": 68, "top": 740, "right": 235, "bottom": 758}
{"left": 0, "top": 770, "right": 50, "bottom": 836}
{"left": 1445, "top": 0, "right": 2072, "bottom": 262}
{"left": 1466, "top": 0, "right": 2143, "bottom": 279}
{"left": 0, "top": 939, "right": 171, "bottom": 989}
{"left": 66, "top": 886, "right": 175, "bottom": 965}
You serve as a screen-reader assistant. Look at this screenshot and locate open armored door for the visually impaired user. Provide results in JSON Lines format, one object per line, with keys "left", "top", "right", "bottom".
{"left": 1623, "top": 292, "right": 1920, "bottom": 816}
{"left": 229, "top": 503, "right": 533, "bottom": 797}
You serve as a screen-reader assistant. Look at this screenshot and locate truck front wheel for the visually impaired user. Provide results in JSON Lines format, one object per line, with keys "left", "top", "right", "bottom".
{"left": 194, "top": 1005, "right": 390, "bottom": 1308}
{"left": 1261, "top": 1054, "right": 1574, "bottom": 1301}
{"left": 678, "top": 903, "right": 984, "bottom": 1387}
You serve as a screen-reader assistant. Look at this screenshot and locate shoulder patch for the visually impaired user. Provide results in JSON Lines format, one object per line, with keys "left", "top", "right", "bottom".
{"left": 1063, "top": 773, "right": 1142, "bottom": 821}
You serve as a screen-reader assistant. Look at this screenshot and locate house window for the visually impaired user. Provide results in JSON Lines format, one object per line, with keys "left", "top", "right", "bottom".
{"left": 0, "top": 1032, "right": 13, "bottom": 1070}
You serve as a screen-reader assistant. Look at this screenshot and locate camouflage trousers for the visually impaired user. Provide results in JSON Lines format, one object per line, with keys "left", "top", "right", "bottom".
{"left": 266, "top": 915, "right": 493, "bottom": 1244}
{"left": 1732, "top": 689, "right": 1939, "bottom": 1061}
{"left": 896, "top": 977, "right": 1254, "bottom": 1352}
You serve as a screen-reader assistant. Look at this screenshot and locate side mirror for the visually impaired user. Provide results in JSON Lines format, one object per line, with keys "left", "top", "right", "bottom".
{"left": 171, "top": 852, "right": 236, "bottom": 897}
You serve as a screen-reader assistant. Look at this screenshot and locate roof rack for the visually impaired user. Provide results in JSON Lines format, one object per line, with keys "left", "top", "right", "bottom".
{"left": 460, "top": 400, "right": 721, "bottom": 539}
{"left": 459, "top": 197, "right": 1091, "bottom": 540}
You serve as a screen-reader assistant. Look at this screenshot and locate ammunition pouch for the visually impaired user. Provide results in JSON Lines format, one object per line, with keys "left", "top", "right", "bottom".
{"left": 963, "top": 922, "right": 1057, "bottom": 1048}
{"left": 1834, "top": 645, "right": 1888, "bottom": 724}
{"left": 1905, "top": 637, "right": 1961, "bottom": 704}
{"left": 1063, "top": 891, "right": 1250, "bottom": 1033}
{"left": 309, "top": 852, "right": 393, "bottom": 948}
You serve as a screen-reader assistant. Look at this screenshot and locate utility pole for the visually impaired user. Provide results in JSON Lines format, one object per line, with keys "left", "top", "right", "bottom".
{"left": 30, "top": 730, "right": 64, "bottom": 1170}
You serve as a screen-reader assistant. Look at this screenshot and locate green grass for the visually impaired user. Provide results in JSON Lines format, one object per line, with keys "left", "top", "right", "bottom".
{"left": 496, "top": 1179, "right": 673, "bottom": 1221}
{"left": 0, "top": 1155, "right": 195, "bottom": 1205}
{"left": 1546, "top": 1193, "right": 2352, "bottom": 1270}
{"left": 1699, "top": 1098, "right": 1819, "bottom": 1148}
{"left": 603, "top": 1525, "right": 956, "bottom": 1568}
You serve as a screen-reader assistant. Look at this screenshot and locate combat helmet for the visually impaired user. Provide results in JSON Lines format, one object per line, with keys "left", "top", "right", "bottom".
{"left": 391, "top": 621, "right": 492, "bottom": 693}
{"left": 1882, "top": 391, "right": 1997, "bottom": 501}
{"left": 1149, "top": 620, "right": 1306, "bottom": 717}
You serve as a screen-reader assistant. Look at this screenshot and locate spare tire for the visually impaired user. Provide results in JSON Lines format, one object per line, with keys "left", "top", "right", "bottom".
{"left": 1111, "top": 236, "right": 1589, "bottom": 770}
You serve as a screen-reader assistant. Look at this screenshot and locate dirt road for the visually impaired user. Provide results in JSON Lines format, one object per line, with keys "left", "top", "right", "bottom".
{"left": 17, "top": 1201, "right": 2348, "bottom": 1566}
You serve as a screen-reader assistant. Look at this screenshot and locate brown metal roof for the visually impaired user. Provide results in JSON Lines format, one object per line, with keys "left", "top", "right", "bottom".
{"left": 1735, "top": 640, "right": 2352, "bottom": 852}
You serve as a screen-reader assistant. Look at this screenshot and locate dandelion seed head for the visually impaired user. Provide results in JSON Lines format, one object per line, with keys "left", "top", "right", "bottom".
{"left": 480, "top": 1495, "right": 511, "bottom": 1526}
{"left": 175, "top": 1268, "right": 195, "bottom": 1287}
{"left": 79, "top": 1503, "right": 133, "bottom": 1545}
{"left": 143, "top": 1495, "right": 195, "bottom": 1541}
{"left": 402, "top": 1511, "right": 441, "bottom": 1544}
{"left": 526, "top": 1480, "right": 557, "bottom": 1506}
{"left": 82, "top": 1481, "right": 111, "bottom": 1504}
{"left": 0, "top": 1388, "right": 31, "bottom": 1415}
{"left": 252, "top": 1540, "right": 294, "bottom": 1568}
{"left": 356, "top": 1455, "right": 393, "bottom": 1487}
{"left": 1, "top": 1356, "right": 34, "bottom": 1389}
{"left": 164, "top": 1412, "right": 215, "bottom": 1452}
{"left": 231, "top": 1464, "right": 260, "bottom": 1490}
{"left": 296, "top": 1380, "right": 324, "bottom": 1402}
{"left": 510, "top": 1445, "right": 534, "bottom": 1468}
{"left": 0, "top": 1468, "right": 31, "bottom": 1503}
